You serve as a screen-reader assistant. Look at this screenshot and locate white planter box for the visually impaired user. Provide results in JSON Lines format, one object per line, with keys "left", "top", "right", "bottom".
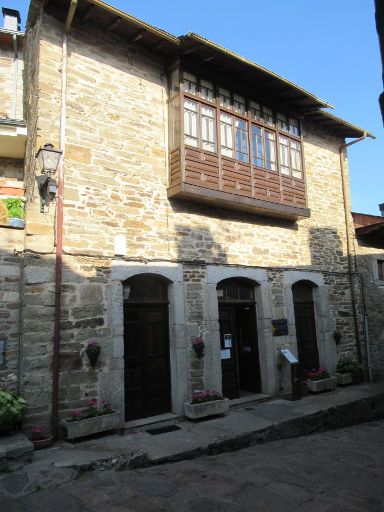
{"left": 184, "top": 398, "right": 230, "bottom": 420}
{"left": 61, "top": 411, "right": 122, "bottom": 440}
{"left": 336, "top": 373, "right": 354, "bottom": 386}
{"left": 307, "top": 377, "right": 337, "bottom": 393}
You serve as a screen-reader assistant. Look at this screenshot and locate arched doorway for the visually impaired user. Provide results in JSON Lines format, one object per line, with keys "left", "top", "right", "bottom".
{"left": 217, "top": 278, "right": 261, "bottom": 399}
{"left": 123, "top": 274, "right": 171, "bottom": 421}
{"left": 292, "top": 280, "right": 320, "bottom": 370}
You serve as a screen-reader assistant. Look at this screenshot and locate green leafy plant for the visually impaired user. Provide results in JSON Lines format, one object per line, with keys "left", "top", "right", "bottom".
{"left": 4, "top": 198, "right": 24, "bottom": 219}
{"left": 0, "top": 389, "right": 27, "bottom": 432}
{"left": 336, "top": 358, "right": 363, "bottom": 381}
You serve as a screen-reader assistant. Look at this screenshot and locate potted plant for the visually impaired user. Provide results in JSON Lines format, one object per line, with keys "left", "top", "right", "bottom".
{"left": 184, "top": 389, "right": 229, "bottom": 420}
{"left": 4, "top": 198, "right": 24, "bottom": 228}
{"left": 85, "top": 339, "right": 101, "bottom": 366}
{"left": 336, "top": 358, "right": 364, "bottom": 385}
{"left": 61, "top": 399, "right": 121, "bottom": 440}
{"left": 0, "top": 389, "right": 27, "bottom": 435}
{"left": 192, "top": 337, "right": 205, "bottom": 358}
{"left": 304, "top": 368, "right": 337, "bottom": 393}
{"left": 30, "top": 426, "right": 54, "bottom": 449}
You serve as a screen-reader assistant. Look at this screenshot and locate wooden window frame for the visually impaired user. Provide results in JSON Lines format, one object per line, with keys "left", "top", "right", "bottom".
{"left": 180, "top": 69, "right": 304, "bottom": 182}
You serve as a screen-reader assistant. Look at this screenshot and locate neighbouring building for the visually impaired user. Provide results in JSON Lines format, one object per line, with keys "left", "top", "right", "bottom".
{"left": 0, "top": 0, "right": 380, "bottom": 430}
{"left": 0, "top": 8, "right": 25, "bottom": 394}
{"left": 353, "top": 206, "right": 384, "bottom": 380}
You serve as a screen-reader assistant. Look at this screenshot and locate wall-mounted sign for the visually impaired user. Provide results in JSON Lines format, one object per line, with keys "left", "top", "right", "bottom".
{"left": 221, "top": 349, "right": 231, "bottom": 360}
{"left": 224, "top": 334, "right": 232, "bottom": 348}
{"left": 272, "top": 318, "right": 288, "bottom": 336}
{"left": 281, "top": 349, "right": 298, "bottom": 364}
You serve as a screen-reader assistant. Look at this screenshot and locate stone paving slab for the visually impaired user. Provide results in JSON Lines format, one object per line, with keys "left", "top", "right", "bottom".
{"left": 2, "top": 420, "right": 384, "bottom": 511}
{"left": 1, "top": 383, "right": 384, "bottom": 486}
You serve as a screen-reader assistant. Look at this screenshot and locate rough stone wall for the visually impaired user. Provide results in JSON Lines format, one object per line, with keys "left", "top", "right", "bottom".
{"left": 0, "top": 36, "right": 24, "bottom": 120}
{"left": 355, "top": 239, "right": 384, "bottom": 379}
{"left": 21, "top": 9, "right": 361, "bottom": 420}
{"left": 0, "top": 227, "right": 24, "bottom": 391}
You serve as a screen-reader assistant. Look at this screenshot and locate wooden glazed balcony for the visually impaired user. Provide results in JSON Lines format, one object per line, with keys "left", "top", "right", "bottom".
{"left": 168, "top": 147, "right": 310, "bottom": 220}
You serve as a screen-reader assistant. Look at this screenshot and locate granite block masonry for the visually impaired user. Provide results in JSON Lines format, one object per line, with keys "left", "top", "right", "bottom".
{"left": 0, "top": 0, "right": 374, "bottom": 429}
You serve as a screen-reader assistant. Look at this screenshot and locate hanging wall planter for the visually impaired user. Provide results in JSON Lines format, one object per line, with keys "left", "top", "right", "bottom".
{"left": 192, "top": 336, "right": 205, "bottom": 358}
{"left": 85, "top": 339, "right": 101, "bottom": 367}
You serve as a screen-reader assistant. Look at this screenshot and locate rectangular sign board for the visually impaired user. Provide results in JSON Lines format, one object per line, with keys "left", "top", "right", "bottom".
{"left": 272, "top": 319, "right": 288, "bottom": 336}
{"left": 281, "top": 349, "right": 298, "bottom": 364}
{"left": 221, "top": 349, "right": 231, "bottom": 360}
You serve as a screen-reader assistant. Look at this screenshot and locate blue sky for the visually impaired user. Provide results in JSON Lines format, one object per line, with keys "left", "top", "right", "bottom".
{"left": 6, "top": 0, "right": 383, "bottom": 215}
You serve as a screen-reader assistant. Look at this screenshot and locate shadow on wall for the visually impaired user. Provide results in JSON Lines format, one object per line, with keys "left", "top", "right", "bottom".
{"left": 355, "top": 243, "right": 384, "bottom": 379}
{"left": 0, "top": 244, "right": 112, "bottom": 429}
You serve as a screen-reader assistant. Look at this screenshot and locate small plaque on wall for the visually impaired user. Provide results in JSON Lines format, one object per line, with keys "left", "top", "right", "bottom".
{"left": 272, "top": 319, "right": 288, "bottom": 336}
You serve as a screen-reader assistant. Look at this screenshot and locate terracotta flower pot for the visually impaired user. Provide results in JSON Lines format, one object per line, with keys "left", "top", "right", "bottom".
{"left": 32, "top": 434, "right": 54, "bottom": 450}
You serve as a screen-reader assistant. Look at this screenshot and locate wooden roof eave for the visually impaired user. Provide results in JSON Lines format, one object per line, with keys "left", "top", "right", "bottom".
{"left": 180, "top": 33, "right": 334, "bottom": 112}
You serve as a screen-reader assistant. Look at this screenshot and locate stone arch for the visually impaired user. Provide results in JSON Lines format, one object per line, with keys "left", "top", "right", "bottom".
{"left": 292, "top": 280, "right": 320, "bottom": 370}
{"left": 110, "top": 262, "right": 187, "bottom": 418}
{"left": 283, "top": 271, "right": 336, "bottom": 375}
{"left": 206, "top": 266, "right": 276, "bottom": 395}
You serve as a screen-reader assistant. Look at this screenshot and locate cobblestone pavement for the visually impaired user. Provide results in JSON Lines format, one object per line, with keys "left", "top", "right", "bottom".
{"left": 2, "top": 420, "right": 384, "bottom": 512}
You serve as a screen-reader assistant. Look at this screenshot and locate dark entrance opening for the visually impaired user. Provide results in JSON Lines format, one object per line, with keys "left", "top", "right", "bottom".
{"left": 217, "top": 278, "right": 261, "bottom": 399}
{"left": 292, "top": 280, "right": 320, "bottom": 371}
{"left": 123, "top": 274, "right": 171, "bottom": 421}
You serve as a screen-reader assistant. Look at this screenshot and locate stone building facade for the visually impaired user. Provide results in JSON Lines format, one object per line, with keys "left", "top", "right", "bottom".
{"left": 0, "top": 0, "right": 379, "bottom": 428}
{"left": 0, "top": 9, "right": 25, "bottom": 393}
{"left": 353, "top": 210, "right": 384, "bottom": 379}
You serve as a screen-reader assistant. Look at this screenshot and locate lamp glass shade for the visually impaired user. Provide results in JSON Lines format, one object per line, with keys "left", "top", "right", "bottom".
{"left": 36, "top": 144, "right": 62, "bottom": 173}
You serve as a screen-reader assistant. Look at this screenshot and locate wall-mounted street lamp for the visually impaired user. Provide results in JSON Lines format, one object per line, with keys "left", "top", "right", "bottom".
{"left": 35, "top": 143, "right": 62, "bottom": 213}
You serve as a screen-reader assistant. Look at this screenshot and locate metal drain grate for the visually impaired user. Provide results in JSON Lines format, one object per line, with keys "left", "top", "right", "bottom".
{"left": 146, "top": 424, "right": 181, "bottom": 436}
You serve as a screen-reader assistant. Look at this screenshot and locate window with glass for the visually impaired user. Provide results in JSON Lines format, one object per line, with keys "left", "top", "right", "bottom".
{"left": 183, "top": 71, "right": 198, "bottom": 95}
{"left": 220, "top": 112, "right": 234, "bottom": 157}
{"left": 220, "top": 114, "right": 249, "bottom": 162}
{"left": 201, "top": 79, "right": 215, "bottom": 101}
{"left": 184, "top": 99, "right": 199, "bottom": 148}
{"left": 184, "top": 99, "right": 216, "bottom": 152}
{"left": 279, "top": 135, "right": 302, "bottom": 178}
{"left": 219, "top": 87, "right": 231, "bottom": 109}
{"left": 176, "top": 69, "right": 304, "bottom": 178}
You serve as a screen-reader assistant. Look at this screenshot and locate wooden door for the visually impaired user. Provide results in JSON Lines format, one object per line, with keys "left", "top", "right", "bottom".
{"left": 219, "top": 305, "right": 239, "bottom": 399}
{"left": 236, "top": 305, "right": 261, "bottom": 393}
{"left": 293, "top": 282, "right": 319, "bottom": 370}
{"left": 218, "top": 300, "right": 261, "bottom": 399}
{"left": 124, "top": 303, "right": 171, "bottom": 421}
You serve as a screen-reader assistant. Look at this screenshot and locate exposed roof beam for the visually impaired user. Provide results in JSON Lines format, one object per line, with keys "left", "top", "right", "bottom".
{"left": 130, "top": 29, "right": 147, "bottom": 43}
{"left": 107, "top": 17, "right": 122, "bottom": 31}
{"left": 150, "top": 39, "right": 166, "bottom": 53}
{"left": 82, "top": 4, "right": 95, "bottom": 23}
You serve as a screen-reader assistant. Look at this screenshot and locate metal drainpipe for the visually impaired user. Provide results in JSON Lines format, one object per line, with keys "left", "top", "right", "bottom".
{"left": 51, "top": 0, "right": 78, "bottom": 437}
{"left": 12, "top": 34, "right": 18, "bottom": 119}
{"left": 17, "top": 251, "right": 24, "bottom": 395}
{"left": 338, "top": 132, "right": 374, "bottom": 364}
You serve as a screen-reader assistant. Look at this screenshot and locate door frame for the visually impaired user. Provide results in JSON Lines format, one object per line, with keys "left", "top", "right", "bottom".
{"left": 123, "top": 298, "right": 171, "bottom": 421}
{"left": 111, "top": 262, "right": 187, "bottom": 419}
{"left": 206, "top": 266, "right": 276, "bottom": 396}
{"left": 283, "top": 271, "right": 336, "bottom": 376}
{"left": 218, "top": 300, "right": 261, "bottom": 398}
{"left": 292, "top": 281, "right": 320, "bottom": 370}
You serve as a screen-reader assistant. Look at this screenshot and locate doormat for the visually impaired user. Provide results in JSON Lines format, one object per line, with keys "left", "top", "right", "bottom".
{"left": 146, "top": 424, "right": 181, "bottom": 436}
